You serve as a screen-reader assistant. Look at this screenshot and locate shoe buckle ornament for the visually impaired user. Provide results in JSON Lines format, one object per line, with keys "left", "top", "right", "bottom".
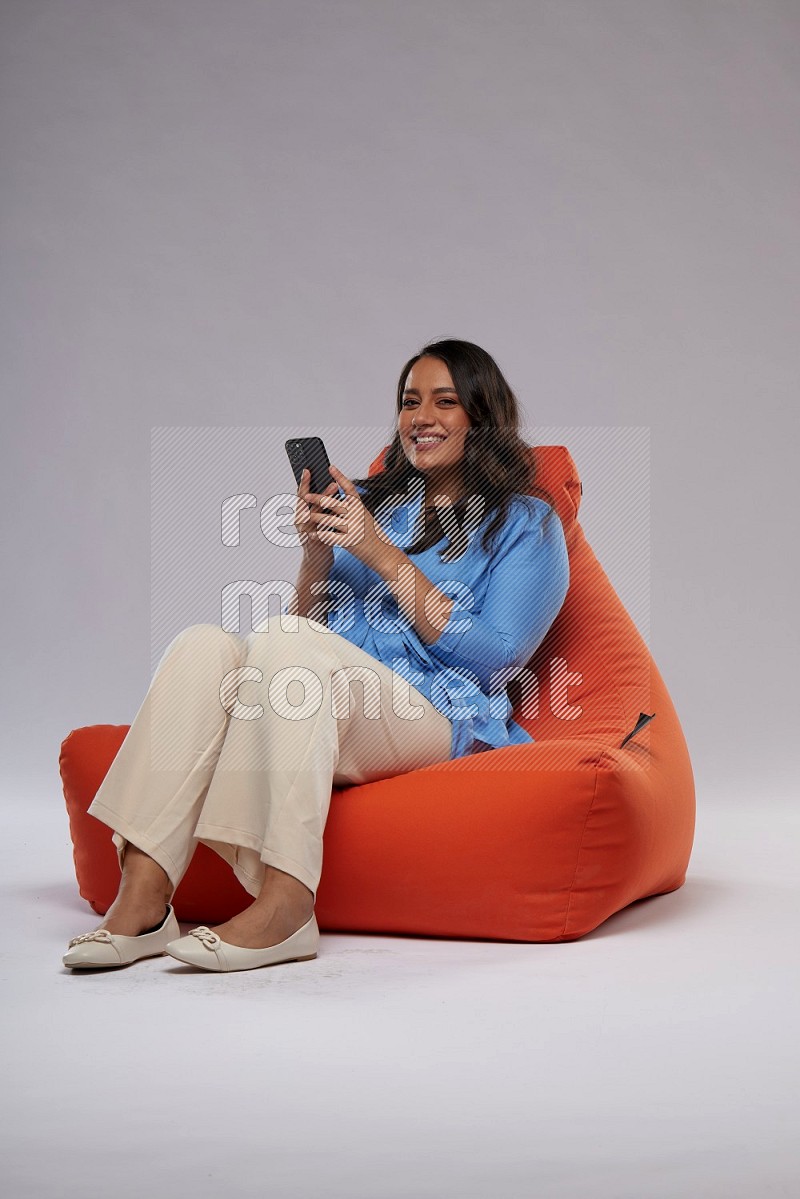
{"left": 68, "top": 929, "right": 114, "bottom": 948}
{"left": 189, "top": 927, "right": 221, "bottom": 949}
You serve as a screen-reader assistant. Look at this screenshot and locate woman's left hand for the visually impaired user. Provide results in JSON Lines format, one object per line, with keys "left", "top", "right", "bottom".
{"left": 313, "top": 465, "right": 395, "bottom": 572}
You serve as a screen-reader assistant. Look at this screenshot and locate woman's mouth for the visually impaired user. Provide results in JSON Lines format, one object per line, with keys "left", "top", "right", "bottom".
{"left": 412, "top": 434, "right": 447, "bottom": 451}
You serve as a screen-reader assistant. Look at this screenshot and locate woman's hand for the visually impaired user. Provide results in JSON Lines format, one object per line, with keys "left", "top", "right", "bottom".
{"left": 294, "top": 468, "right": 338, "bottom": 567}
{"left": 312, "top": 465, "right": 395, "bottom": 573}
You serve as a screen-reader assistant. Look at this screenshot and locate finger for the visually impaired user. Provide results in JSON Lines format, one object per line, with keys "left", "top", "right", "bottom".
{"left": 308, "top": 474, "right": 348, "bottom": 508}
{"left": 309, "top": 508, "right": 343, "bottom": 530}
{"left": 328, "top": 464, "right": 356, "bottom": 495}
{"left": 317, "top": 493, "right": 343, "bottom": 511}
{"left": 297, "top": 467, "right": 312, "bottom": 498}
{"left": 303, "top": 476, "right": 338, "bottom": 505}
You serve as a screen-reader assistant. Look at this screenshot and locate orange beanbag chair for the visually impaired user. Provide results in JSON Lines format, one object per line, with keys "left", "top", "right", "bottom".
{"left": 60, "top": 445, "right": 695, "bottom": 942}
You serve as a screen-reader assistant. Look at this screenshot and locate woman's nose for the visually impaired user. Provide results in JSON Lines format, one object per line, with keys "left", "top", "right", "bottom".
{"left": 412, "top": 402, "right": 436, "bottom": 425}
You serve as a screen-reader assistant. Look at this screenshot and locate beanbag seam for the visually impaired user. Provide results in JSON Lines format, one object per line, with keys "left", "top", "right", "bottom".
{"left": 560, "top": 751, "right": 605, "bottom": 938}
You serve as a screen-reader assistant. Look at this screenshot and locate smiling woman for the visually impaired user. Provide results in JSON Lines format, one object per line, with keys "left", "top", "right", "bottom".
{"left": 64, "top": 338, "right": 569, "bottom": 976}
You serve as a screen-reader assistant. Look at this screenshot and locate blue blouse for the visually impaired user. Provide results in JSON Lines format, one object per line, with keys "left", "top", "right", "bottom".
{"left": 304, "top": 486, "right": 569, "bottom": 760}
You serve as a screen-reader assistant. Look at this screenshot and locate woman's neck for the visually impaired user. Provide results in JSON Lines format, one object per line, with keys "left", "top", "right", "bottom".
{"left": 423, "top": 467, "right": 465, "bottom": 510}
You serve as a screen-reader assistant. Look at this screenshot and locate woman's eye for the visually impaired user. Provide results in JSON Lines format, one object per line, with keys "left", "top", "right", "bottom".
{"left": 402, "top": 397, "right": 457, "bottom": 407}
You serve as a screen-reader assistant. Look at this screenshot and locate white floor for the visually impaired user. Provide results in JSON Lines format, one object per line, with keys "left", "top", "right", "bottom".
{"left": 3, "top": 788, "right": 798, "bottom": 1199}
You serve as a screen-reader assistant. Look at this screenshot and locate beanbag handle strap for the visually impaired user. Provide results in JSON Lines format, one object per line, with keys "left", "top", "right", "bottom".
{"left": 620, "top": 711, "right": 655, "bottom": 749}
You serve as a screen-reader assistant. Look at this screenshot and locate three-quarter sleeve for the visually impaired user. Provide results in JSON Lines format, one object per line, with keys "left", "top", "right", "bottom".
{"left": 425, "top": 500, "right": 570, "bottom": 693}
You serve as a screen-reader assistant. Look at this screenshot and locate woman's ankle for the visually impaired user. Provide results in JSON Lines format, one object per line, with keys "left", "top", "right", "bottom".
{"left": 256, "top": 864, "right": 314, "bottom": 909}
{"left": 120, "top": 844, "right": 172, "bottom": 897}
{"left": 100, "top": 890, "right": 170, "bottom": 935}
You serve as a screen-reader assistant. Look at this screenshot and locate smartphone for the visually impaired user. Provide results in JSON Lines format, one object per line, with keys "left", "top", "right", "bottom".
{"left": 285, "top": 436, "right": 340, "bottom": 497}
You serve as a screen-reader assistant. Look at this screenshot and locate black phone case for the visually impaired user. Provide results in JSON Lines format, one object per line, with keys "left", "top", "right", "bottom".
{"left": 285, "top": 436, "right": 336, "bottom": 495}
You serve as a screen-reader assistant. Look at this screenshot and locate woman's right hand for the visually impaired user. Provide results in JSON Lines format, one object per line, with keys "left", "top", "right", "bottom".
{"left": 295, "top": 468, "right": 338, "bottom": 566}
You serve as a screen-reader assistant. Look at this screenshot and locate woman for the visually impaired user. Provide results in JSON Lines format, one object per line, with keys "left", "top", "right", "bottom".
{"left": 63, "top": 339, "right": 570, "bottom": 973}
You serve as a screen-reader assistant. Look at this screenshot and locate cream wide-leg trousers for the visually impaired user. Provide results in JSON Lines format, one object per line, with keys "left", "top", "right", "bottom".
{"left": 87, "top": 617, "right": 454, "bottom": 902}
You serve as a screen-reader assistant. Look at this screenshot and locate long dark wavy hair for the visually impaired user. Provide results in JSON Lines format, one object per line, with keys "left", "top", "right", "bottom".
{"left": 350, "top": 338, "right": 555, "bottom": 562}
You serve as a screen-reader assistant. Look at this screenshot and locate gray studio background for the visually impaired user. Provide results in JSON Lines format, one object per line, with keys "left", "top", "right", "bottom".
{"left": 5, "top": 2, "right": 797, "bottom": 800}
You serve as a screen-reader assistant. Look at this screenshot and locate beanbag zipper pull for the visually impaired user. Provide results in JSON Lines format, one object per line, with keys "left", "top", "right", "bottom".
{"left": 620, "top": 711, "right": 655, "bottom": 749}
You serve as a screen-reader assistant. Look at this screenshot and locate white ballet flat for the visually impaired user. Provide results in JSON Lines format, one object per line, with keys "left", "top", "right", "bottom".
{"left": 62, "top": 904, "right": 180, "bottom": 969}
{"left": 164, "top": 914, "right": 319, "bottom": 973}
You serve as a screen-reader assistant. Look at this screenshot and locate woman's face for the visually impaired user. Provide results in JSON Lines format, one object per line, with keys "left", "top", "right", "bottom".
{"left": 397, "top": 356, "right": 472, "bottom": 479}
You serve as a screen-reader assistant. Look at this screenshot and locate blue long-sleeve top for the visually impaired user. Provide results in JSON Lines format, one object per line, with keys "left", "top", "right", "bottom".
{"left": 304, "top": 486, "right": 570, "bottom": 760}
